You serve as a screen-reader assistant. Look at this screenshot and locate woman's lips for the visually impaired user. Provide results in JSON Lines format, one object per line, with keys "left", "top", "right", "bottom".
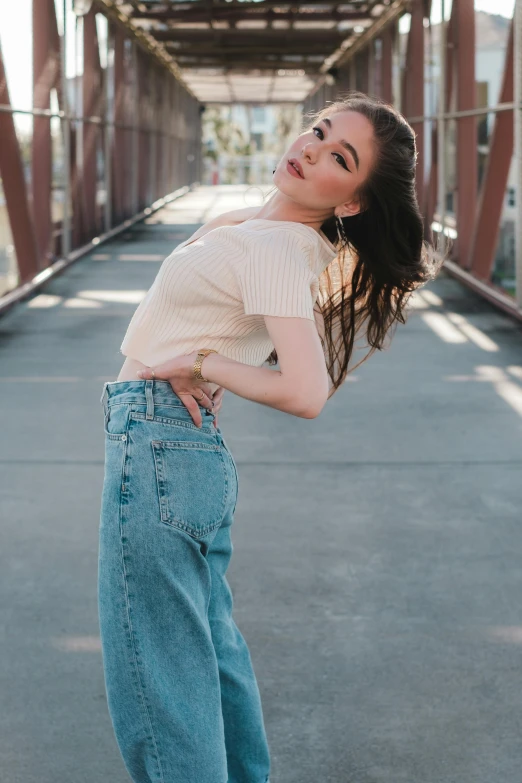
{"left": 286, "top": 159, "right": 304, "bottom": 179}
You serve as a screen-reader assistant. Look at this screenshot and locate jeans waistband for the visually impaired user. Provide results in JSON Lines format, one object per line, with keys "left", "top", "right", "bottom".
{"left": 100, "top": 380, "right": 216, "bottom": 423}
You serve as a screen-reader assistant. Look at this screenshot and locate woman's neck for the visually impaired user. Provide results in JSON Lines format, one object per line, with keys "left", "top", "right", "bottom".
{"left": 254, "top": 192, "right": 333, "bottom": 233}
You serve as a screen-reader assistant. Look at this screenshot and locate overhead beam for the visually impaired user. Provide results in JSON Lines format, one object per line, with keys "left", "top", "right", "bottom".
{"left": 199, "top": 99, "right": 311, "bottom": 104}
{"left": 132, "top": 0, "right": 374, "bottom": 14}
{"left": 179, "top": 61, "right": 324, "bottom": 71}
{"left": 321, "top": 0, "right": 407, "bottom": 73}
{"left": 132, "top": 9, "right": 371, "bottom": 22}
{"left": 168, "top": 45, "right": 338, "bottom": 55}
{"left": 155, "top": 29, "right": 347, "bottom": 43}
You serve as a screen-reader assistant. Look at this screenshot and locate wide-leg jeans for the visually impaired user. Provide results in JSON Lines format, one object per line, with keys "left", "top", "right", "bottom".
{"left": 98, "top": 380, "right": 271, "bottom": 783}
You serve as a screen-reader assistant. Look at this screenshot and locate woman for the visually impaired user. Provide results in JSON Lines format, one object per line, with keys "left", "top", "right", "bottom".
{"left": 98, "top": 92, "right": 443, "bottom": 783}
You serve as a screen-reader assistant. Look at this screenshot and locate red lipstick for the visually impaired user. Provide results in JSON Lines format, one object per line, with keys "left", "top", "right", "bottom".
{"left": 287, "top": 158, "right": 304, "bottom": 179}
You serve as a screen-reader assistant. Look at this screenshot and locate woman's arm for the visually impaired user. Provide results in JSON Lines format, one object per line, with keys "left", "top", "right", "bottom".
{"left": 201, "top": 315, "right": 329, "bottom": 418}
{"left": 137, "top": 316, "right": 329, "bottom": 421}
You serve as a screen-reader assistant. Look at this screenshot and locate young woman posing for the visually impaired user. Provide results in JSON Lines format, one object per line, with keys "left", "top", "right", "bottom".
{"left": 98, "top": 92, "right": 443, "bottom": 783}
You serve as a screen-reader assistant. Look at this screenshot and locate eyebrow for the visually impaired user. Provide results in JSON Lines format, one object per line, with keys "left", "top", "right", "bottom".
{"left": 322, "top": 117, "right": 360, "bottom": 171}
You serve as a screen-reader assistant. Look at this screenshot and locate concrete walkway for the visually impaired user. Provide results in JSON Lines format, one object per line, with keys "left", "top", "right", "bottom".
{"left": 1, "top": 185, "right": 522, "bottom": 783}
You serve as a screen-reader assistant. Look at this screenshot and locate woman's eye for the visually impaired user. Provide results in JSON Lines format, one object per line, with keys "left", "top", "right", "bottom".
{"left": 312, "top": 126, "right": 349, "bottom": 171}
{"left": 333, "top": 153, "right": 349, "bottom": 171}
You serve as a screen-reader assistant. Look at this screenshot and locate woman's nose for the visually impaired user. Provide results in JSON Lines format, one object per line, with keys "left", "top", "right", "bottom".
{"left": 302, "top": 142, "right": 318, "bottom": 162}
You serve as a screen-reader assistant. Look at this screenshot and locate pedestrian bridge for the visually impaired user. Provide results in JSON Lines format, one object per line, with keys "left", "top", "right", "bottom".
{"left": 1, "top": 0, "right": 522, "bottom": 780}
{"left": 1, "top": 184, "right": 522, "bottom": 782}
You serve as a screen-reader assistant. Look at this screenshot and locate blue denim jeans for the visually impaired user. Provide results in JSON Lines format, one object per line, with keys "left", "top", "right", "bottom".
{"left": 98, "top": 380, "right": 271, "bottom": 783}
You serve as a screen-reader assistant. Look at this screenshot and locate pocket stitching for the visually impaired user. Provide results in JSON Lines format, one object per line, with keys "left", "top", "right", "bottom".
{"left": 151, "top": 441, "right": 228, "bottom": 538}
{"left": 103, "top": 405, "right": 130, "bottom": 440}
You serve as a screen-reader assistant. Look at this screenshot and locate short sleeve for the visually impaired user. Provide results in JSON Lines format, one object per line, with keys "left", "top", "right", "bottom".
{"left": 235, "top": 229, "right": 319, "bottom": 320}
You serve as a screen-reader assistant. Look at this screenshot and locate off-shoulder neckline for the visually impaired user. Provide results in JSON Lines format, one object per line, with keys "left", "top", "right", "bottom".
{"left": 242, "top": 218, "right": 338, "bottom": 257}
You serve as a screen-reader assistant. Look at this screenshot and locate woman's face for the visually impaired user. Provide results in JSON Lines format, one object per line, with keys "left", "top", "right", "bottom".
{"left": 273, "top": 110, "right": 376, "bottom": 216}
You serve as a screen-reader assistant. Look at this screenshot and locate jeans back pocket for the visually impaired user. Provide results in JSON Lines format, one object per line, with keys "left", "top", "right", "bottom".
{"left": 151, "top": 440, "right": 228, "bottom": 539}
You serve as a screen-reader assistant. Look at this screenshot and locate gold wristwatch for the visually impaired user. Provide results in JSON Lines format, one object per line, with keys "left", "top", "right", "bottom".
{"left": 193, "top": 349, "right": 218, "bottom": 382}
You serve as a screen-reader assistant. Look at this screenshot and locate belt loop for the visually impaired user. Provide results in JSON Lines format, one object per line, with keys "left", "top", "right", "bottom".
{"left": 145, "top": 380, "right": 155, "bottom": 420}
{"left": 100, "top": 383, "right": 109, "bottom": 418}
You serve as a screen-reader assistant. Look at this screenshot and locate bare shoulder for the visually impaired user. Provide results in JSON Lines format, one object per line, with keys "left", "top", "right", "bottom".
{"left": 180, "top": 205, "right": 262, "bottom": 248}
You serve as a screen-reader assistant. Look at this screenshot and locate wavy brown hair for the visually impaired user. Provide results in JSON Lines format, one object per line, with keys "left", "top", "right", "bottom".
{"left": 266, "top": 92, "right": 446, "bottom": 394}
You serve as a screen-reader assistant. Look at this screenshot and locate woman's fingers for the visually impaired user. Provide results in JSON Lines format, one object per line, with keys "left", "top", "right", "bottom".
{"left": 178, "top": 394, "right": 203, "bottom": 428}
{"left": 136, "top": 364, "right": 222, "bottom": 428}
{"left": 212, "top": 386, "right": 225, "bottom": 404}
{"left": 211, "top": 386, "right": 225, "bottom": 412}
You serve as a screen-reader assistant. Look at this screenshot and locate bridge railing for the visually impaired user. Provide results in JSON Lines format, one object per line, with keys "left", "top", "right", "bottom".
{"left": 0, "top": 0, "right": 201, "bottom": 308}
{"left": 303, "top": 0, "right": 522, "bottom": 320}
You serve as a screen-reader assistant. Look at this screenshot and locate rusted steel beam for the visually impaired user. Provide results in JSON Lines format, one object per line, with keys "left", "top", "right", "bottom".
{"left": 112, "top": 23, "right": 126, "bottom": 223}
{"left": 32, "top": 0, "right": 60, "bottom": 267}
{"left": 0, "top": 42, "right": 39, "bottom": 283}
{"left": 402, "top": 0, "right": 425, "bottom": 205}
{"left": 155, "top": 29, "right": 347, "bottom": 43}
{"left": 178, "top": 61, "right": 325, "bottom": 72}
{"left": 455, "top": 0, "right": 477, "bottom": 269}
{"left": 167, "top": 45, "right": 338, "bottom": 56}
{"left": 424, "top": 122, "right": 438, "bottom": 239}
{"left": 355, "top": 48, "right": 369, "bottom": 93}
{"left": 83, "top": 7, "right": 103, "bottom": 239}
{"left": 381, "top": 24, "right": 393, "bottom": 102}
{"left": 320, "top": 0, "right": 407, "bottom": 74}
{"left": 133, "top": 0, "right": 373, "bottom": 14}
{"left": 95, "top": 0, "right": 195, "bottom": 98}
{"left": 445, "top": 9, "right": 455, "bottom": 109}
{"left": 137, "top": 48, "right": 149, "bottom": 209}
{"left": 469, "top": 21, "right": 514, "bottom": 281}
{"left": 132, "top": 8, "right": 371, "bottom": 22}
{"left": 153, "top": 66, "right": 162, "bottom": 204}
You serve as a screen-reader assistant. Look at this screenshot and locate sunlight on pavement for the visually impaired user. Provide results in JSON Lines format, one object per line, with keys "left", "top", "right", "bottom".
{"left": 27, "top": 294, "right": 63, "bottom": 308}
{"left": 487, "top": 627, "right": 522, "bottom": 644}
{"left": 51, "top": 636, "right": 102, "bottom": 653}
{"left": 444, "top": 365, "right": 522, "bottom": 417}
{"left": 76, "top": 290, "right": 147, "bottom": 304}
{"left": 445, "top": 312, "right": 499, "bottom": 352}
{"left": 421, "top": 310, "right": 469, "bottom": 343}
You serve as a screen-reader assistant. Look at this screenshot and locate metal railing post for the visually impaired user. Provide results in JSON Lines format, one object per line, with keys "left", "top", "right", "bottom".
{"left": 437, "top": 0, "right": 447, "bottom": 252}
{"left": 61, "top": 0, "right": 71, "bottom": 258}
{"left": 515, "top": 0, "right": 522, "bottom": 308}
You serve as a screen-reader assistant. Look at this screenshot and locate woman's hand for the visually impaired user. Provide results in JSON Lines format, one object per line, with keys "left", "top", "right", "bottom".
{"left": 136, "top": 353, "right": 224, "bottom": 429}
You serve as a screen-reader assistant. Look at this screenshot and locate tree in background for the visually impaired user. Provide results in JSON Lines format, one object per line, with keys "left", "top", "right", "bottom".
{"left": 202, "top": 104, "right": 301, "bottom": 184}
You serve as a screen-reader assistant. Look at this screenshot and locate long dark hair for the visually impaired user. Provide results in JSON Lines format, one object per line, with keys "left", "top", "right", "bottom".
{"left": 267, "top": 92, "right": 446, "bottom": 394}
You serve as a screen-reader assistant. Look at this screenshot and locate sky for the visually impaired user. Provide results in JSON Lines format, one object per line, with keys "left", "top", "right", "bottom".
{"left": 0, "top": 0, "right": 517, "bottom": 114}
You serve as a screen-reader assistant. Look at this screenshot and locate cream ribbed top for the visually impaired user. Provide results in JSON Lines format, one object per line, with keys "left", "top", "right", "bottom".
{"left": 120, "top": 218, "right": 338, "bottom": 375}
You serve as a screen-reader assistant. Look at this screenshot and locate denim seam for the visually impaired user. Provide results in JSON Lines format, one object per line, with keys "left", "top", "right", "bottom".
{"left": 130, "top": 412, "right": 215, "bottom": 432}
{"left": 118, "top": 426, "right": 166, "bottom": 783}
{"left": 227, "top": 453, "right": 239, "bottom": 518}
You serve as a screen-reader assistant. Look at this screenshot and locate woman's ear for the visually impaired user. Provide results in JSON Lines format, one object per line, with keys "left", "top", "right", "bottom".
{"left": 334, "top": 197, "right": 363, "bottom": 219}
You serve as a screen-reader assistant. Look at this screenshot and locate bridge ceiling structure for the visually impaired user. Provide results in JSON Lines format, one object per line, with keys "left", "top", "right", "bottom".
{"left": 112, "top": 0, "right": 401, "bottom": 104}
